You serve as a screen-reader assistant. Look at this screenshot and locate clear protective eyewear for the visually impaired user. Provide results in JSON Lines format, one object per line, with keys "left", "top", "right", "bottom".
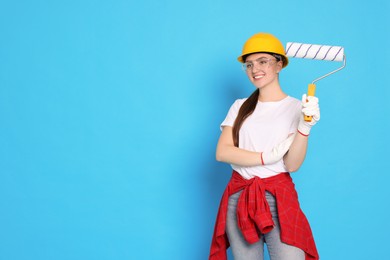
{"left": 242, "top": 57, "right": 278, "bottom": 72}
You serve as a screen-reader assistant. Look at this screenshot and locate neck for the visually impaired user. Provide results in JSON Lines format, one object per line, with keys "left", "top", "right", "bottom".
{"left": 258, "top": 83, "right": 287, "bottom": 102}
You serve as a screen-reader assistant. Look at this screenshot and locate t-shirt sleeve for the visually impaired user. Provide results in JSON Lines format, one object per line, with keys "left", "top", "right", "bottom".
{"left": 220, "top": 99, "right": 244, "bottom": 130}
{"left": 289, "top": 99, "right": 302, "bottom": 134}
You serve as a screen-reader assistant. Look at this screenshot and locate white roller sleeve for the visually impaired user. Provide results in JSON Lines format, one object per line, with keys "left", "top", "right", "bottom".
{"left": 286, "top": 42, "right": 344, "bottom": 61}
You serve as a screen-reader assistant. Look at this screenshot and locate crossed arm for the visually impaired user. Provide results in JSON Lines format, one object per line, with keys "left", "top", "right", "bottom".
{"left": 216, "top": 94, "right": 320, "bottom": 172}
{"left": 216, "top": 126, "right": 308, "bottom": 172}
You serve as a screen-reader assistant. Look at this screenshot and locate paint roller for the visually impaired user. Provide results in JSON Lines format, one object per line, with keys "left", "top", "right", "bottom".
{"left": 286, "top": 42, "right": 346, "bottom": 121}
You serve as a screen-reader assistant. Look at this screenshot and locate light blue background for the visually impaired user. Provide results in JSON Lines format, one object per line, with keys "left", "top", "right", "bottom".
{"left": 1, "top": 0, "right": 389, "bottom": 259}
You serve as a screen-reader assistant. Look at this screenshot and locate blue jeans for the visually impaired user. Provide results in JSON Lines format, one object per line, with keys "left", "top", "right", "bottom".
{"left": 226, "top": 190, "right": 305, "bottom": 260}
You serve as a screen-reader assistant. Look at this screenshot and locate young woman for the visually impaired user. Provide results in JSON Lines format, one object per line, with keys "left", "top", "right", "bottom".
{"left": 209, "top": 33, "right": 320, "bottom": 260}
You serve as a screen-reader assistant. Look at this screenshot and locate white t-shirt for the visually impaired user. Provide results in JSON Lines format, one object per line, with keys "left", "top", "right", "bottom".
{"left": 221, "top": 96, "right": 302, "bottom": 179}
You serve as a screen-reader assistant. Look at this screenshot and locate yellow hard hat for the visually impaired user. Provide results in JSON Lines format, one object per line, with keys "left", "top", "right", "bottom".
{"left": 237, "top": 32, "right": 289, "bottom": 68}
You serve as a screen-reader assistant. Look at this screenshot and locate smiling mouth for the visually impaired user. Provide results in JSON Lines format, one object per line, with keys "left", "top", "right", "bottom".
{"left": 253, "top": 75, "right": 264, "bottom": 79}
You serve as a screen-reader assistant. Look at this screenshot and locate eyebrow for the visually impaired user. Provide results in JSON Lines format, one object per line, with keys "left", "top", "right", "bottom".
{"left": 245, "top": 57, "right": 270, "bottom": 63}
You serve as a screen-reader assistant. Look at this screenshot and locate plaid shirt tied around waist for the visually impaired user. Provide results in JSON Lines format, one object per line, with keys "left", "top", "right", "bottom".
{"left": 209, "top": 171, "right": 319, "bottom": 260}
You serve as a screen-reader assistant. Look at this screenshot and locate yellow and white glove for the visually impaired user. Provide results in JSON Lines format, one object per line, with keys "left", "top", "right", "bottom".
{"left": 261, "top": 134, "right": 296, "bottom": 165}
{"left": 298, "top": 94, "right": 320, "bottom": 136}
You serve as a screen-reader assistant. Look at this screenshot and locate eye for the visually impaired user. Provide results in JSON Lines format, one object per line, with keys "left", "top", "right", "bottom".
{"left": 259, "top": 60, "right": 268, "bottom": 65}
{"left": 246, "top": 63, "right": 253, "bottom": 69}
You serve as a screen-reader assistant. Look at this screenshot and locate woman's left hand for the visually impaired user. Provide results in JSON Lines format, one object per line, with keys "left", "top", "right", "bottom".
{"left": 298, "top": 94, "right": 320, "bottom": 136}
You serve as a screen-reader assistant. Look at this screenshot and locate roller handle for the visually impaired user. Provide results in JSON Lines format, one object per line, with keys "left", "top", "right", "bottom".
{"left": 304, "top": 83, "right": 316, "bottom": 122}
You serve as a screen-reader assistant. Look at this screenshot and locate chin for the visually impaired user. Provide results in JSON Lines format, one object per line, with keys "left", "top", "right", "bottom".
{"left": 254, "top": 83, "right": 267, "bottom": 89}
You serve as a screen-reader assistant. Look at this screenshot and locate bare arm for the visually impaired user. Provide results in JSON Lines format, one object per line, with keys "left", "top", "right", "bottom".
{"left": 284, "top": 94, "right": 321, "bottom": 172}
{"left": 216, "top": 126, "right": 262, "bottom": 167}
{"left": 283, "top": 133, "right": 308, "bottom": 172}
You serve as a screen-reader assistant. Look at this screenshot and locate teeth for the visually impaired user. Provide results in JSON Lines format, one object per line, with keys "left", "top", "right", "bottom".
{"left": 254, "top": 75, "right": 264, "bottom": 79}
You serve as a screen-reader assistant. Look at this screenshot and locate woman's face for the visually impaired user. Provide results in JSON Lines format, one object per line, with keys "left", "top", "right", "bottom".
{"left": 243, "top": 53, "right": 283, "bottom": 89}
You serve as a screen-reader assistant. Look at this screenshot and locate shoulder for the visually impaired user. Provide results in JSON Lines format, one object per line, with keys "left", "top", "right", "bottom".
{"left": 286, "top": 96, "right": 300, "bottom": 104}
{"left": 233, "top": 98, "right": 248, "bottom": 106}
{"left": 229, "top": 98, "right": 247, "bottom": 111}
{"left": 285, "top": 96, "right": 302, "bottom": 109}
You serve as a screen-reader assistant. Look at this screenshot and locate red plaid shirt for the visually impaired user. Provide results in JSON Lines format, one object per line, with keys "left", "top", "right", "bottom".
{"left": 209, "top": 171, "right": 319, "bottom": 260}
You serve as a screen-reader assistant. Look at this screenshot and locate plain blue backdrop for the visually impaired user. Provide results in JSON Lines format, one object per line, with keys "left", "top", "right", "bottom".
{"left": 1, "top": 0, "right": 389, "bottom": 259}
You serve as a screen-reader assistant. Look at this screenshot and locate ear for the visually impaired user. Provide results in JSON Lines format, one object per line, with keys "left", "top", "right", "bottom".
{"left": 276, "top": 61, "right": 283, "bottom": 73}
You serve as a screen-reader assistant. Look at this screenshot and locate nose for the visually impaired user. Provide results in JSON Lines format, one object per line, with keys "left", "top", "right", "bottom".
{"left": 250, "top": 62, "right": 262, "bottom": 72}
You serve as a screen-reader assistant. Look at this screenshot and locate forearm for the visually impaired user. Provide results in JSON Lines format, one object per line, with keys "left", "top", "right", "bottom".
{"left": 283, "top": 133, "right": 308, "bottom": 172}
{"left": 216, "top": 126, "right": 295, "bottom": 167}
{"left": 216, "top": 126, "right": 262, "bottom": 166}
{"left": 216, "top": 144, "right": 261, "bottom": 167}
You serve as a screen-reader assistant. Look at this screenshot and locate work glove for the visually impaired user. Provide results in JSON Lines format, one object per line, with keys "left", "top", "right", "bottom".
{"left": 261, "top": 134, "right": 295, "bottom": 165}
{"left": 298, "top": 94, "right": 320, "bottom": 136}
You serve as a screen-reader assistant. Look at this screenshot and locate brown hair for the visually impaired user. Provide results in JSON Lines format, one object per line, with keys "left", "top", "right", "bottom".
{"left": 232, "top": 88, "right": 259, "bottom": 147}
